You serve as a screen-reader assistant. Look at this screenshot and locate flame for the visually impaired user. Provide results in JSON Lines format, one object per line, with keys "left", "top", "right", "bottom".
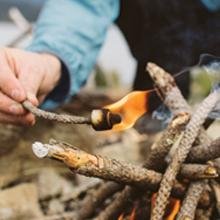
{"left": 166, "top": 199, "right": 180, "bottom": 220}
{"left": 105, "top": 90, "right": 152, "bottom": 131}
{"left": 129, "top": 207, "right": 136, "bottom": 220}
{"left": 118, "top": 213, "right": 124, "bottom": 220}
{"left": 118, "top": 207, "right": 136, "bottom": 220}
{"left": 151, "top": 193, "right": 180, "bottom": 220}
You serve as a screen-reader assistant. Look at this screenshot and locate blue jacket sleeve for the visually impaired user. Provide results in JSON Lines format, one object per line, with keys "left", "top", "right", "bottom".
{"left": 201, "top": 0, "right": 220, "bottom": 11}
{"left": 27, "top": 0, "right": 120, "bottom": 109}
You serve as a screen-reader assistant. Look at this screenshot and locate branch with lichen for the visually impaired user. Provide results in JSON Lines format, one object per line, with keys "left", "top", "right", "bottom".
{"left": 32, "top": 140, "right": 218, "bottom": 189}
{"left": 187, "top": 137, "right": 220, "bottom": 163}
{"left": 146, "top": 62, "right": 211, "bottom": 145}
{"left": 76, "top": 181, "right": 123, "bottom": 220}
{"left": 144, "top": 112, "right": 190, "bottom": 171}
{"left": 151, "top": 88, "right": 220, "bottom": 220}
{"left": 176, "top": 181, "right": 206, "bottom": 220}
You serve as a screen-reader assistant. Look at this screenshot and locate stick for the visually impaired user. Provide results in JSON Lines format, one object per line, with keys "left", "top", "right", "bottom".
{"left": 151, "top": 89, "right": 220, "bottom": 220}
{"left": 144, "top": 112, "right": 190, "bottom": 171}
{"left": 61, "top": 178, "right": 101, "bottom": 202}
{"left": 146, "top": 62, "right": 211, "bottom": 145}
{"left": 211, "top": 180, "right": 220, "bottom": 215}
{"left": 32, "top": 141, "right": 218, "bottom": 189}
{"left": 146, "top": 62, "right": 190, "bottom": 115}
{"left": 176, "top": 181, "right": 206, "bottom": 220}
{"left": 178, "top": 164, "right": 218, "bottom": 180}
{"left": 23, "top": 101, "right": 122, "bottom": 130}
{"left": 32, "top": 140, "right": 161, "bottom": 188}
{"left": 23, "top": 101, "right": 91, "bottom": 125}
{"left": 187, "top": 137, "right": 220, "bottom": 163}
{"left": 94, "top": 186, "right": 138, "bottom": 220}
{"left": 76, "top": 181, "right": 123, "bottom": 219}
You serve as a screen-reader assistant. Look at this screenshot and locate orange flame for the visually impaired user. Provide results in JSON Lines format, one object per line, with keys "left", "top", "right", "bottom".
{"left": 151, "top": 193, "right": 180, "bottom": 220}
{"left": 117, "top": 207, "right": 136, "bottom": 220}
{"left": 118, "top": 213, "right": 124, "bottom": 220}
{"left": 129, "top": 207, "right": 136, "bottom": 220}
{"left": 105, "top": 90, "right": 152, "bottom": 131}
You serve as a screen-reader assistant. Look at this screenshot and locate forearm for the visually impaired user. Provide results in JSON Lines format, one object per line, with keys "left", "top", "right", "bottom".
{"left": 27, "top": 0, "right": 120, "bottom": 108}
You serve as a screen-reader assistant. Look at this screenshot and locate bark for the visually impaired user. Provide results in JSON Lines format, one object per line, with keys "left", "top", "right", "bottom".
{"left": 151, "top": 90, "right": 220, "bottom": 220}
{"left": 176, "top": 181, "right": 206, "bottom": 220}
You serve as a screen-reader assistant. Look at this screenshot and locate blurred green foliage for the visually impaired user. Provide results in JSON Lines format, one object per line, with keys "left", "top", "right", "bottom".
{"left": 94, "top": 65, "right": 120, "bottom": 88}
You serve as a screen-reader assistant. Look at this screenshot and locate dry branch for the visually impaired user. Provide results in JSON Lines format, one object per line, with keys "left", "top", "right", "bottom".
{"left": 146, "top": 62, "right": 211, "bottom": 145}
{"left": 176, "top": 181, "right": 206, "bottom": 220}
{"left": 178, "top": 164, "right": 218, "bottom": 180}
{"left": 151, "top": 89, "right": 220, "bottom": 220}
{"left": 32, "top": 140, "right": 218, "bottom": 190}
{"left": 144, "top": 112, "right": 190, "bottom": 171}
{"left": 23, "top": 101, "right": 122, "bottom": 131}
{"left": 94, "top": 186, "right": 138, "bottom": 220}
{"left": 76, "top": 181, "right": 123, "bottom": 219}
{"left": 23, "top": 101, "right": 91, "bottom": 125}
{"left": 146, "top": 62, "right": 190, "bottom": 115}
{"left": 32, "top": 140, "right": 161, "bottom": 188}
{"left": 187, "top": 137, "right": 220, "bottom": 163}
{"left": 211, "top": 180, "right": 220, "bottom": 215}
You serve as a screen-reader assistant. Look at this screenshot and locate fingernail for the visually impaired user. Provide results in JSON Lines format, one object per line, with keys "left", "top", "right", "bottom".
{"left": 11, "top": 89, "right": 22, "bottom": 100}
{"left": 9, "top": 104, "right": 23, "bottom": 114}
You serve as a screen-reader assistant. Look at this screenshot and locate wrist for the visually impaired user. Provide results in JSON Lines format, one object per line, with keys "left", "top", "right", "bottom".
{"left": 41, "top": 53, "right": 62, "bottom": 87}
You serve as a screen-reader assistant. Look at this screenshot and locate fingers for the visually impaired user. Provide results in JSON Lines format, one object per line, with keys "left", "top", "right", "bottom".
{"left": 0, "top": 91, "right": 26, "bottom": 115}
{"left": 18, "top": 65, "right": 43, "bottom": 106}
{"left": 0, "top": 53, "right": 26, "bottom": 102}
{"left": 0, "top": 112, "right": 35, "bottom": 126}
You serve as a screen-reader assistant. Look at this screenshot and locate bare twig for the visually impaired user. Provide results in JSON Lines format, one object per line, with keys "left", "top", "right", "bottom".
{"left": 176, "top": 181, "right": 206, "bottom": 220}
{"left": 146, "top": 62, "right": 211, "bottom": 145}
{"left": 94, "top": 186, "right": 138, "bottom": 220}
{"left": 32, "top": 140, "right": 162, "bottom": 188}
{"left": 23, "top": 101, "right": 91, "bottom": 125}
{"left": 187, "top": 137, "right": 220, "bottom": 163}
{"left": 178, "top": 164, "right": 218, "bottom": 180}
{"left": 151, "top": 89, "right": 220, "bottom": 220}
{"left": 211, "top": 180, "right": 220, "bottom": 215}
{"left": 61, "top": 178, "right": 101, "bottom": 202}
{"left": 146, "top": 62, "right": 190, "bottom": 114}
{"left": 76, "top": 182, "right": 123, "bottom": 219}
{"left": 23, "top": 101, "right": 122, "bottom": 130}
{"left": 32, "top": 141, "right": 218, "bottom": 189}
{"left": 144, "top": 112, "right": 190, "bottom": 171}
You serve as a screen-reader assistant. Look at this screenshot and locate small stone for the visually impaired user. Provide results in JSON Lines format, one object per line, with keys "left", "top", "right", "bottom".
{"left": 0, "top": 183, "right": 43, "bottom": 219}
{"left": 47, "top": 199, "right": 64, "bottom": 215}
{"left": 37, "top": 168, "right": 64, "bottom": 200}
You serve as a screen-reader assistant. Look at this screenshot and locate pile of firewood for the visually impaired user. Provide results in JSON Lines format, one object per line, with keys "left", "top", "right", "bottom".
{"left": 32, "top": 63, "right": 220, "bottom": 220}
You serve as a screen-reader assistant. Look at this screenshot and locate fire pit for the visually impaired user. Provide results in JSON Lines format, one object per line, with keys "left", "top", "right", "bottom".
{"left": 29, "top": 61, "right": 220, "bottom": 220}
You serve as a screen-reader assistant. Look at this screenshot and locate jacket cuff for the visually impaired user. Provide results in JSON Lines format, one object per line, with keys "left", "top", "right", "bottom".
{"left": 26, "top": 42, "right": 80, "bottom": 109}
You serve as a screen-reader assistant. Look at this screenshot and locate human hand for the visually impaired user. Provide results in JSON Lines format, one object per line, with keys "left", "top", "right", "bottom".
{"left": 0, "top": 47, "right": 61, "bottom": 125}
